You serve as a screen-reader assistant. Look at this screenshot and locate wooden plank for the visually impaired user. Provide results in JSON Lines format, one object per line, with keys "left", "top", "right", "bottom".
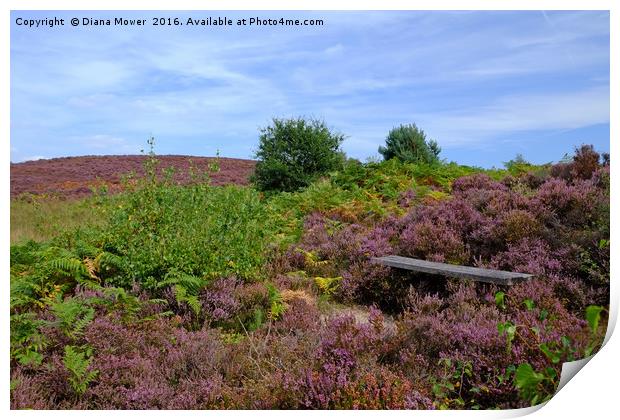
{"left": 371, "top": 255, "right": 533, "bottom": 286}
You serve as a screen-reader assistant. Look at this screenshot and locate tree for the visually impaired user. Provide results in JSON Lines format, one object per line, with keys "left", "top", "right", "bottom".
{"left": 378, "top": 123, "right": 441, "bottom": 164}
{"left": 252, "top": 117, "right": 345, "bottom": 192}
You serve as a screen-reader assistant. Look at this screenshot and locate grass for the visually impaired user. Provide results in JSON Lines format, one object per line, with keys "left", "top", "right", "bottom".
{"left": 10, "top": 195, "right": 113, "bottom": 245}
{"left": 9, "top": 159, "right": 520, "bottom": 247}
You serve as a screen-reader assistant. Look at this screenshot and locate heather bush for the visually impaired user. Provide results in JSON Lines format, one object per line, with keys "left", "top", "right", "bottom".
{"left": 550, "top": 144, "right": 603, "bottom": 182}
{"left": 400, "top": 220, "right": 469, "bottom": 264}
{"left": 11, "top": 314, "right": 233, "bottom": 409}
{"left": 451, "top": 173, "right": 508, "bottom": 194}
{"left": 10, "top": 140, "right": 610, "bottom": 409}
{"left": 290, "top": 213, "right": 403, "bottom": 308}
{"left": 200, "top": 276, "right": 240, "bottom": 324}
{"left": 493, "top": 210, "right": 542, "bottom": 244}
{"left": 532, "top": 177, "right": 602, "bottom": 227}
{"left": 273, "top": 293, "right": 321, "bottom": 336}
{"left": 332, "top": 367, "right": 432, "bottom": 409}
{"left": 488, "top": 238, "right": 563, "bottom": 278}
{"left": 245, "top": 310, "right": 436, "bottom": 409}
{"left": 388, "top": 279, "right": 596, "bottom": 409}
{"left": 397, "top": 189, "right": 416, "bottom": 208}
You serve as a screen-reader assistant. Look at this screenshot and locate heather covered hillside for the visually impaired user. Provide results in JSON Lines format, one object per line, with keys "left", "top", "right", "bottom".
{"left": 11, "top": 155, "right": 256, "bottom": 198}
{"left": 10, "top": 139, "right": 609, "bottom": 409}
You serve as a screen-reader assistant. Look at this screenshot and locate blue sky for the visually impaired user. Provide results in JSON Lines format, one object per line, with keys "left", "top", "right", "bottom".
{"left": 10, "top": 10, "right": 609, "bottom": 167}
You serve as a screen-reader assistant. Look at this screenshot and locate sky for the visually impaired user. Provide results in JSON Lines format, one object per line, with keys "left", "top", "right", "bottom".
{"left": 10, "top": 10, "right": 610, "bottom": 167}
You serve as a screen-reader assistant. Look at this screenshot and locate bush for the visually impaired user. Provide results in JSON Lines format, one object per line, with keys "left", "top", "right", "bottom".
{"left": 550, "top": 144, "right": 604, "bottom": 182}
{"left": 378, "top": 123, "right": 440, "bottom": 164}
{"left": 103, "top": 183, "right": 270, "bottom": 288}
{"left": 252, "top": 117, "right": 345, "bottom": 192}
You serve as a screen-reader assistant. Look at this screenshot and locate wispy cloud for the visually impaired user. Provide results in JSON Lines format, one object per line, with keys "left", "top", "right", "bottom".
{"left": 10, "top": 10, "right": 609, "bottom": 166}
{"left": 68, "top": 134, "right": 137, "bottom": 153}
{"left": 417, "top": 86, "right": 610, "bottom": 146}
{"left": 21, "top": 155, "right": 47, "bottom": 162}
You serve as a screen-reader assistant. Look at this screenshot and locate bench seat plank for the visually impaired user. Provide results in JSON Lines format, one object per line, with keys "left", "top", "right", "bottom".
{"left": 371, "top": 255, "right": 533, "bottom": 286}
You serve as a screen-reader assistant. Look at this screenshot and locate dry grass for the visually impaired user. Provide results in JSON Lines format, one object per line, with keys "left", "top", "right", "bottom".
{"left": 280, "top": 289, "right": 317, "bottom": 306}
{"left": 10, "top": 195, "right": 110, "bottom": 244}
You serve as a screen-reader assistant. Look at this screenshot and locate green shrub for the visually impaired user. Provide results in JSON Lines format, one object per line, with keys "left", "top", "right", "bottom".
{"left": 503, "top": 153, "right": 544, "bottom": 177}
{"left": 102, "top": 182, "right": 271, "bottom": 288}
{"left": 252, "top": 117, "right": 345, "bottom": 192}
{"left": 378, "top": 123, "right": 440, "bottom": 164}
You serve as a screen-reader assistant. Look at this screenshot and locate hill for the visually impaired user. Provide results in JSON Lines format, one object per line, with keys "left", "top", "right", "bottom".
{"left": 10, "top": 155, "right": 256, "bottom": 198}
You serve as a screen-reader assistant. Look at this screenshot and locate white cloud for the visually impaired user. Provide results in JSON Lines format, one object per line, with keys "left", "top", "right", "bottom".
{"left": 69, "top": 134, "right": 139, "bottom": 154}
{"left": 66, "top": 94, "right": 117, "bottom": 108}
{"left": 10, "top": 11, "right": 610, "bottom": 162}
{"left": 20, "top": 155, "right": 47, "bottom": 162}
{"left": 324, "top": 44, "right": 344, "bottom": 55}
{"left": 416, "top": 86, "right": 609, "bottom": 146}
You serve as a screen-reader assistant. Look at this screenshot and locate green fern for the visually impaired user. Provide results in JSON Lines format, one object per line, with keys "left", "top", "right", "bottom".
{"left": 72, "top": 240, "right": 100, "bottom": 260}
{"left": 101, "top": 287, "right": 176, "bottom": 322}
{"left": 314, "top": 276, "right": 342, "bottom": 296}
{"left": 63, "top": 345, "right": 99, "bottom": 396}
{"left": 10, "top": 275, "right": 41, "bottom": 309}
{"left": 296, "top": 248, "right": 330, "bottom": 268}
{"left": 11, "top": 313, "right": 48, "bottom": 367}
{"left": 174, "top": 284, "right": 201, "bottom": 315}
{"left": 95, "top": 251, "right": 126, "bottom": 274}
{"left": 47, "top": 296, "right": 95, "bottom": 339}
{"left": 11, "top": 245, "right": 104, "bottom": 312}
{"left": 267, "top": 284, "right": 286, "bottom": 320}
{"left": 25, "top": 246, "right": 101, "bottom": 294}
{"left": 157, "top": 271, "right": 207, "bottom": 294}
{"left": 156, "top": 271, "right": 208, "bottom": 315}
{"left": 48, "top": 257, "right": 89, "bottom": 279}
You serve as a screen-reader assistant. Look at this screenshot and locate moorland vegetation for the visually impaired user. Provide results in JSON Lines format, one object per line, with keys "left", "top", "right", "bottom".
{"left": 10, "top": 120, "right": 609, "bottom": 409}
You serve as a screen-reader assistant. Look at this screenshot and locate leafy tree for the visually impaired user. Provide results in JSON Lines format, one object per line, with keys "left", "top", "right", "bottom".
{"left": 252, "top": 117, "right": 345, "bottom": 192}
{"left": 503, "top": 153, "right": 528, "bottom": 168}
{"left": 378, "top": 123, "right": 440, "bottom": 164}
{"left": 503, "top": 153, "right": 540, "bottom": 176}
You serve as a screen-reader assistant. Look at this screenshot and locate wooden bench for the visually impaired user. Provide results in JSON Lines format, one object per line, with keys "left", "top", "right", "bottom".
{"left": 371, "top": 255, "right": 533, "bottom": 286}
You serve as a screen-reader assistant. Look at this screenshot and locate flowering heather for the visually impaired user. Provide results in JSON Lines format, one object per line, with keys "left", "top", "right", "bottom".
{"left": 10, "top": 155, "right": 256, "bottom": 198}
{"left": 10, "top": 145, "right": 609, "bottom": 409}
{"left": 200, "top": 277, "right": 241, "bottom": 323}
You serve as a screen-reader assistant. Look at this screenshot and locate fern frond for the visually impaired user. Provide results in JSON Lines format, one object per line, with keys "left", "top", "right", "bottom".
{"left": 94, "top": 251, "right": 125, "bottom": 272}
{"left": 314, "top": 276, "right": 342, "bottom": 295}
{"left": 63, "top": 345, "right": 98, "bottom": 395}
{"left": 158, "top": 271, "right": 208, "bottom": 294}
{"left": 47, "top": 257, "right": 89, "bottom": 279}
{"left": 83, "top": 257, "right": 100, "bottom": 281}
{"left": 267, "top": 284, "right": 286, "bottom": 320}
{"left": 295, "top": 248, "right": 329, "bottom": 267}
{"left": 174, "top": 284, "right": 201, "bottom": 315}
{"left": 10, "top": 276, "right": 39, "bottom": 309}
{"left": 47, "top": 296, "right": 95, "bottom": 338}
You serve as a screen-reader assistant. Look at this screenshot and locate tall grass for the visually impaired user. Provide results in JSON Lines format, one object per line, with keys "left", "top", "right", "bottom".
{"left": 10, "top": 196, "right": 113, "bottom": 245}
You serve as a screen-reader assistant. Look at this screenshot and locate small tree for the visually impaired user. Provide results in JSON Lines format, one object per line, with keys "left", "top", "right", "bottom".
{"left": 252, "top": 117, "right": 344, "bottom": 192}
{"left": 378, "top": 123, "right": 441, "bottom": 164}
{"left": 503, "top": 153, "right": 532, "bottom": 174}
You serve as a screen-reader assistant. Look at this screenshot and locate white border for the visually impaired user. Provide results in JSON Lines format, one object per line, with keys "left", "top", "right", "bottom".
{"left": 2, "top": 1, "right": 616, "bottom": 419}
